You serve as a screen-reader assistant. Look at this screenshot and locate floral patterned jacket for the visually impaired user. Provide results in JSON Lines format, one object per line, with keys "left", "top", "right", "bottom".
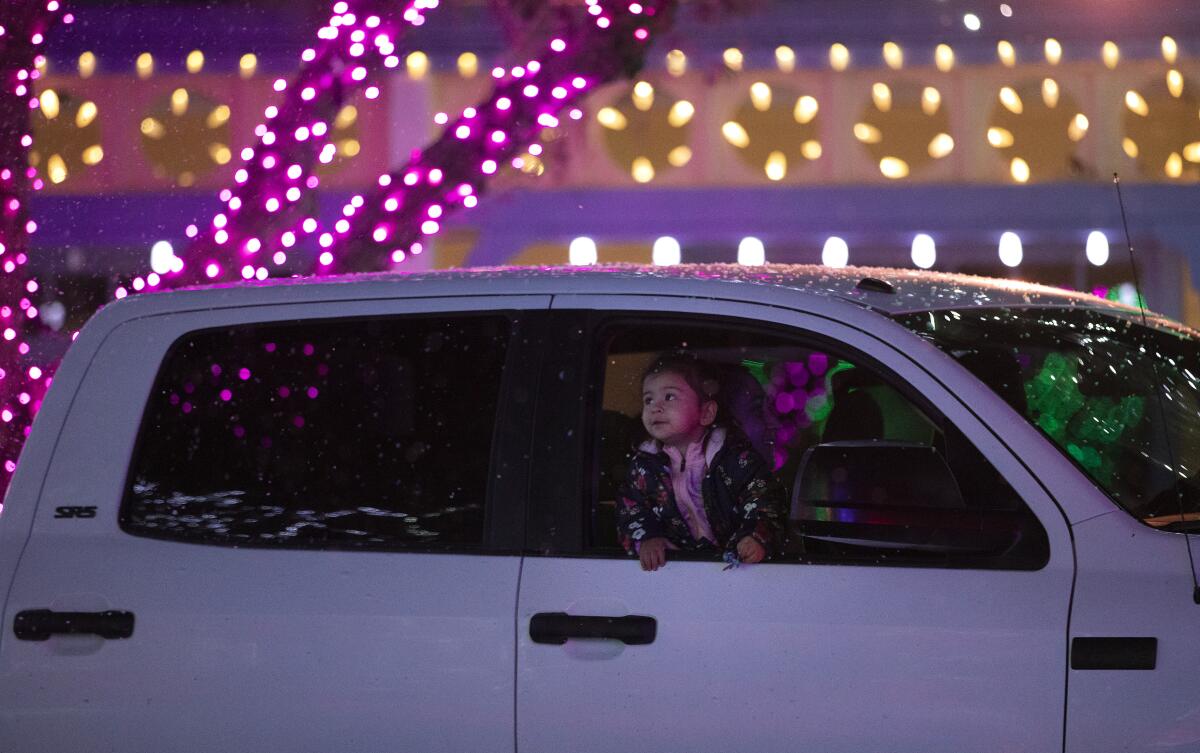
{"left": 616, "top": 430, "right": 786, "bottom": 557}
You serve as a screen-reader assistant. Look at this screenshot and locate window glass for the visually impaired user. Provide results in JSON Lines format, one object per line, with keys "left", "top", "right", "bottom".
{"left": 592, "top": 318, "right": 1048, "bottom": 569}
{"left": 122, "top": 314, "right": 512, "bottom": 550}
{"left": 897, "top": 307, "right": 1200, "bottom": 530}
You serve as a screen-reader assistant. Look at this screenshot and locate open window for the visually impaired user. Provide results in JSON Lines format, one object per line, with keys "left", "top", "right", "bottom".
{"left": 588, "top": 315, "right": 1049, "bottom": 569}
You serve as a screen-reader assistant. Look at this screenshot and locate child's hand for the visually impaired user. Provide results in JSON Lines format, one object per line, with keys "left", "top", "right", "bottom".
{"left": 736, "top": 536, "right": 766, "bottom": 564}
{"left": 639, "top": 537, "right": 670, "bottom": 571}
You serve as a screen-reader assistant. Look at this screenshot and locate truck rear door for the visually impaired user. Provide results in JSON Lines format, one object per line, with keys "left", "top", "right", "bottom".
{"left": 0, "top": 295, "right": 547, "bottom": 753}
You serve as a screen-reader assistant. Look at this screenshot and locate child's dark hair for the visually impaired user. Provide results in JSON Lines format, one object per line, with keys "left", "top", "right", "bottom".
{"left": 641, "top": 351, "right": 720, "bottom": 405}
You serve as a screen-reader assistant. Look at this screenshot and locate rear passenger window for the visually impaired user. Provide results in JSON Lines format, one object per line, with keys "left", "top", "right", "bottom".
{"left": 591, "top": 318, "right": 1049, "bottom": 569}
{"left": 122, "top": 315, "right": 512, "bottom": 550}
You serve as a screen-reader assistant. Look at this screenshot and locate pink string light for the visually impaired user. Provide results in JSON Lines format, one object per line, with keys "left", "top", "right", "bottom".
{"left": 330, "top": 0, "right": 676, "bottom": 272}
{"left": 127, "top": 0, "right": 441, "bottom": 289}
{"left": 0, "top": 1, "right": 70, "bottom": 497}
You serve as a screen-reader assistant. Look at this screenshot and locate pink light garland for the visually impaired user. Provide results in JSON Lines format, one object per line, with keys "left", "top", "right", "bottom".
{"left": 330, "top": 0, "right": 678, "bottom": 272}
{"left": 129, "top": 0, "right": 440, "bottom": 290}
{"left": 0, "top": 1, "right": 70, "bottom": 498}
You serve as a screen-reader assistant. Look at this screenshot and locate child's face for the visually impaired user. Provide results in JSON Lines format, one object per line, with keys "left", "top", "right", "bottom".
{"left": 642, "top": 371, "right": 717, "bottom": 451}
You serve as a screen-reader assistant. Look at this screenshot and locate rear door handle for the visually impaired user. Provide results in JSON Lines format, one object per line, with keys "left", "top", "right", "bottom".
{"left": 13, "top": 609, "right": 135, "bottom": 641}
{"left": 529, "top": 612, "right": 656, "bottom": 645}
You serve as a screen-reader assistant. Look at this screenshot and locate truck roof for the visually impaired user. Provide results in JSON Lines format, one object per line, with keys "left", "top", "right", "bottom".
{"left": 104, "top": 262, "right": 1158, "bottom": 324}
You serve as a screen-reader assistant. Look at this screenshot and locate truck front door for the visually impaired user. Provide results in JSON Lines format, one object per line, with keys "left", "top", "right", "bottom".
{"left": 516, "top": 299, "right": 1075, "bottom": 753}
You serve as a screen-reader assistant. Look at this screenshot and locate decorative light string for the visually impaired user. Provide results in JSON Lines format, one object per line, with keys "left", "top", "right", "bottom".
{"left": 332, "top": 0, "right": 677, "bottom": 272}
{"left": 118, "top": 0, "right": 440, "bottom": 293}
{"left": 0, "top": 1, "right": 70, "bottom": 494}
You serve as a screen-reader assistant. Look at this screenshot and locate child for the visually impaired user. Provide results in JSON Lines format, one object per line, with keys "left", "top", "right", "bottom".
{"left": 616, "top": 351, "right": 785, "bottom": 571}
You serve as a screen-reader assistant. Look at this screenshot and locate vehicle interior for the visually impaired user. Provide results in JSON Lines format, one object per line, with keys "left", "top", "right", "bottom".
{"left": 589, "top": 318, "right": 1049, "bottom": 569}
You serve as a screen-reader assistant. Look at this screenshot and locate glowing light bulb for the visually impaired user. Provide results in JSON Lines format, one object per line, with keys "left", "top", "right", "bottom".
{"left": 569, "top": 237, "right": 598, "bottom": 266}
{"left": 723, "top": 47, "right": 744, "bottom": 71}
{"left": 738, "top": 237, "right": 765, "bottom": 266}
{"left": 1162, "top": 35, "right": 1178, "bottom": 64}
{"left": 999, "top": 86, "right": 1024, "bottom": 114}
{"left": 1086, "top": 231, "right": 1109, "bottom": 266}
{"left": 1041, "top": 78, "right": 1061, "bottom": 109}
{"left": 765, "top": 151, "right": 787, "bottom": 181}
{"left": 922, "top": 86, "right": 941, "bottom": 116}
{"left": 653, "top": 237, "right": 681, "bottom": 266}
{"left": 150, "top": 240, "right": 175, "bottom": 274}
{"left": 186, "top": 49, "right": 204, "bottom": 73}
{"left": 911, "top": 234, "right": 936, "bottom": 269}
{"left": 882, "top": 42, "right": 903, "bottom": 70}
{"left": 872, "top": 82, "right": 892, "bottom": 112}
{"left": 239, "top": 53, "right": 257, "bottom": 78}
{"left": 997, "top": 40, "right": 1016, "bottom": 67}
{"left": 1102, "top": 41, "right": 1119, "bottom": 69}
{"left": 666, "top": 49, "right": 687, "bottom": 76}
{"left": 1011, "top": 157, "right": 1031, "bottom": 183}
{"left": 1125, "top": 90, "right": 1149, "bottom": 117}
{"left": 998, "top": 231, "right": 1023, "bottom": 267}
{"left": 775, "top": 46, "right": 796, "bottom": 73}
{"left": 136, "top": 52, "right": 153, "bottom": 79}
{"left": 935, "top": 44, "right": 954, "bottom": 72}
{"left": 457, "top": 52, "right": 478, "bottom": 77}
{"left": 829, "top": 43, "right": 850, "bottom": 71}
{"left": 794, "top": 96, "right": 819, "bottom": 124}
{"left": 1044, "top": 38, "right": 1062, "bottom": 65}
{"left": 78, "top": 51, "right": 96, "bottom": 78}
{"left": 822, "top": 237, "right": 849, "bottom": 267}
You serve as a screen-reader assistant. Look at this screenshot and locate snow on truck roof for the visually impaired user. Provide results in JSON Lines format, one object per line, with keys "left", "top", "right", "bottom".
{"left": 114, "top": 262, "right": 1157, "bottom": 323}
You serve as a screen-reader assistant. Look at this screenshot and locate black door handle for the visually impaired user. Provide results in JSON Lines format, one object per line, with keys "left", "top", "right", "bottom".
{"left": 529, "top": 612, "right": 656, "bottom": 645}
{"left": 13, "top": 609, "right": 135, "bottom": 641}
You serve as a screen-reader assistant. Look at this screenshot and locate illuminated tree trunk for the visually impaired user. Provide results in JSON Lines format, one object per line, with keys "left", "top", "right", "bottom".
{"left": 169, "top": 0, "right": 437, "bottom": 287}
{"left": 331, "top": 0, "right": 679, "bottom": 272}
{"left": 0, "top": 2, "right": 67, "bottom": 494}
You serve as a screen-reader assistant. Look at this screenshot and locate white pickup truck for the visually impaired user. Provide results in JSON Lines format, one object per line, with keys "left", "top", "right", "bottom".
{"left": 1, "top": 265, "right": 1198, "bottom": 753}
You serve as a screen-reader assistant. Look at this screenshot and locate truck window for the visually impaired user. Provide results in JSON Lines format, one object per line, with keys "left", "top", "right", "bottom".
{"left": 120, "top": 314, "right": 511, "bottom": 551}
{"left": 590, "top": 317, "right": 1049, "bottom": 570}
{"left": 897, "top": 307, "right": 1200, "bottom": 532}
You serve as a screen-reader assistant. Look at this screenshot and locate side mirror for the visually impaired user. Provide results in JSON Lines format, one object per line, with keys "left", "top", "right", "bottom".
{"left": 791, "top": 441, "right": 1020, "bottom": 555}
